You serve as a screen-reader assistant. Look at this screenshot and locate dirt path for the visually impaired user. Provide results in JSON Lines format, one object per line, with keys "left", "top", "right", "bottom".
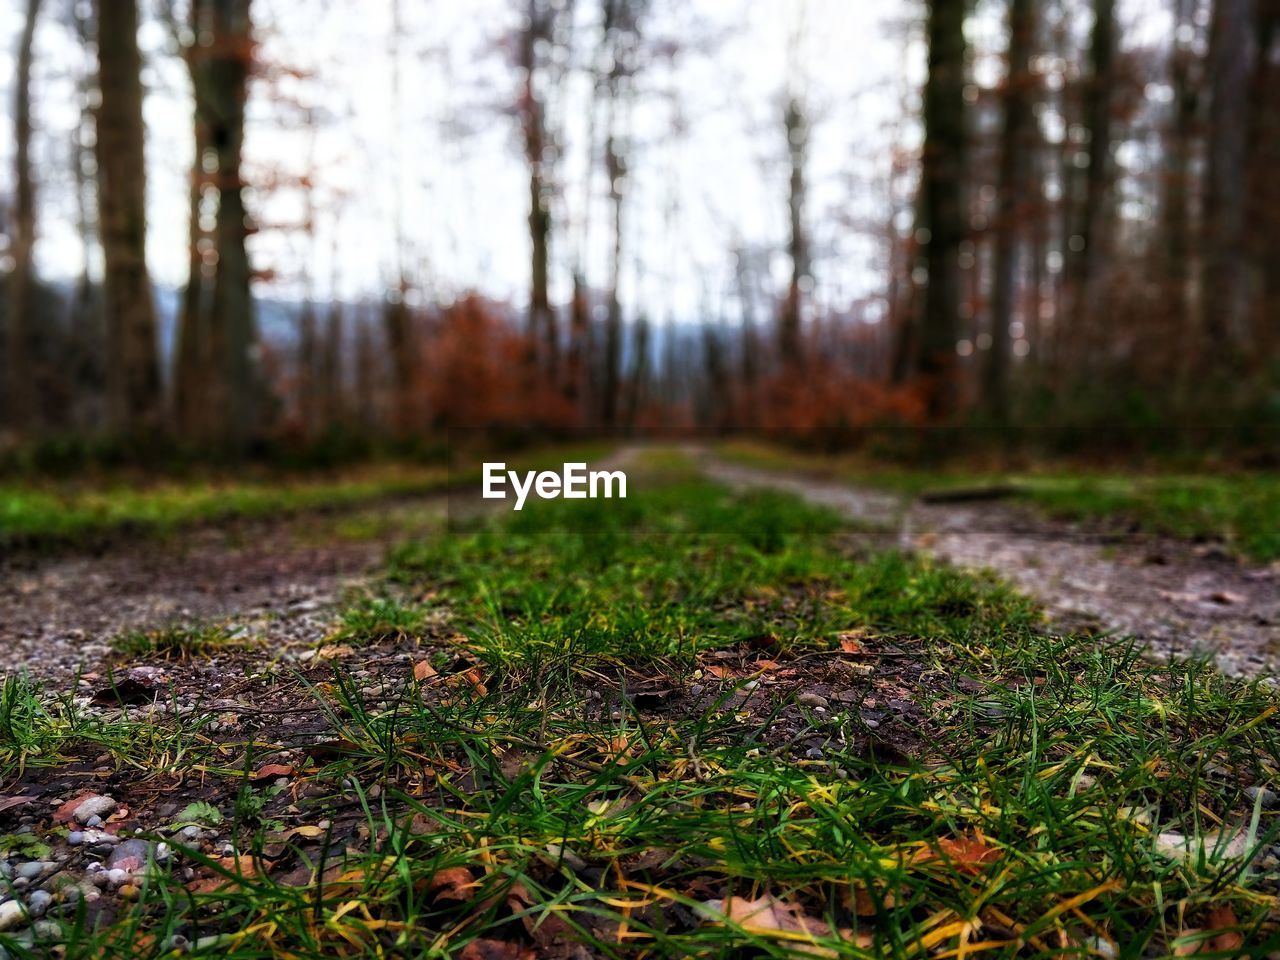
{"left": 1, "top": 498, "right": 447, "bottom": 680}
{"left": 702, "top": 454, "right": 1280, "bottom": 677}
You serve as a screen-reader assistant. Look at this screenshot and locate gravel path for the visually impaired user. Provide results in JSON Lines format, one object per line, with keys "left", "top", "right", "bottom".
{"left": 1, "top": 499, "right": 446, "bottom": 680}
{"left": 702, "top": 454, "right": 1280, "bottom": 677}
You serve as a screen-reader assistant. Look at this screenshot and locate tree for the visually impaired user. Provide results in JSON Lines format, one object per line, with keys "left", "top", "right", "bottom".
{"left": 983, "top": 0, "right": 1036, "bottom": 418}
{"left": 518, "top": 0, "right": 562, "bottom": 381}
{"left": 780, "top": 94, "right": 808, "bottom": 369}
{"left": 95, "top": 0, "right": 162, "bottom": 436}
{"left": 916, "top": 0, "right": 968, "bottom": 418}
{"left": 172, "top": 0, "right": 257, "bottom": 450}
{"left": 1065, "top": 0, "right": 1114, "bottom": 333}
{"left": 1202, "top": 0, "right": 1257, "bottom": 370}
{"left": 5, "top": 0, "right": 42, "bottom": 434}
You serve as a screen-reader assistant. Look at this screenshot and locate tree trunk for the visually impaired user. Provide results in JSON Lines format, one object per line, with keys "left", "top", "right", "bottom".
{"left": 983, "top": 0, "right": 1035, "bottom": 419}
{"left": 5, "top": 0, "right": 42, "bottom": 434}
{"left": 780, "top": 96, "right": 808, "bottom": 369}
{"left": 1203, "top": 0, "right": 1256, "bottom": 371}
{"left": 916, "top": 0, "right": 968, "bottom": 419}
{"left": 179, "top": 0, "right": 256, "bottom": 452}
{"left": 173, "top": 115, "right": 209, "bottom": 437}
{"left": 1066, "top": 0, "right": 1114, "bottom": 343}
{"left": 96, "top": 0, "right": 162, "bottom": 438}
{"left": 1163, "top": 0, "right": 1200, "bottom": 365}
{"left": 522, "top": 0, "right": 557, "bottom": 381}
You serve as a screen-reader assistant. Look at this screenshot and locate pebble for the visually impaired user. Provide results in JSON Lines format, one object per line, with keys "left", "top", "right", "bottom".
{"left": 85, "top": 815, "right": 103, "bottom": 828}
{"left": 106, "top": 869, "right": 129, "bottom": 888}
{"left": 797, "top": 692, "right": 829, "bottom": 709}
{"left": 0, "top": 900, "right": 27, "bottom": 932}
{"left": 106, "top": 839, "right": 153, "bottom": 873}
{"left": 14, "top": 862, "right": 53, "bottom": 882}
{"left": 805, "top": 747, "right": 824, "bottom": 759}
{"left": 25, "top": 891, "right": 50, "bottom": 919}
{"left": 175, "top": 825, "right": 203, "bottom": 843}
{"left": 1245, "top": 786, "right": 1279, "bottom": 809}
{"left": 72, "top": 795, "right": 117, "bottom": 826}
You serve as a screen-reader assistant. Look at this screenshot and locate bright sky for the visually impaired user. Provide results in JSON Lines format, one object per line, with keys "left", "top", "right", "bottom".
{"left": 0, "top": 0, "right": 917, "bottom": 321}
{"left": 0, "top": 0, "right": 1172, "bottom": 323}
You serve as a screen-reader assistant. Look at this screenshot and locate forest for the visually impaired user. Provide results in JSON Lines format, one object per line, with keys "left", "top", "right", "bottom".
{"left": 1, "top": 2, "right": 1279, "bottom": 959}
{"left": 0, "top": 0, "right": 1274, "bottom": 461}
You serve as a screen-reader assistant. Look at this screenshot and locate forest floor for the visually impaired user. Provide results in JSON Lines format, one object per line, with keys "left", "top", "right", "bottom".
{"left": 0, "top": 446, "right": 1277, "bottom": 958}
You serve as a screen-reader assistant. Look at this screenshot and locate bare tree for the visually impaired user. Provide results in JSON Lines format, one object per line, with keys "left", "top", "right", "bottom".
{"left": 1065, "top": 0, "right": 1114, "bottom": 334}
{"left": 916, "top": 0, "right": 968, "bottom": 418}
{"left": 171, "top": 0, "right": 257, "bottom": 450}
{"left": 5, "top": 0, "right": 43, "bottom": 433}
{"left": 96, "top": 0, "right": 162, "bottom": 436}
{"left": 983, "top": 0, "right": 1036, "bottom": 418}
{"left": 1202, "top": 0, "right": 1256, "bottom": 370}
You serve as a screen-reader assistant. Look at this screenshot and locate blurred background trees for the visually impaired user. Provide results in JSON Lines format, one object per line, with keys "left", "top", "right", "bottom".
{"left": 0, "top": 0, "right": 1276, "bottom": 462}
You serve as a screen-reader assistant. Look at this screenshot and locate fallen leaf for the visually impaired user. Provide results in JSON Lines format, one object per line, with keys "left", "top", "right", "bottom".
{"left": 252, "top": 764, "right": 298, "bottom": 781}
{"left": 282, "top": 825, "right": 327, "bottom": 841}
{"left": 413, "top": 660, "right": 439, "bottom": 682}
{"left": 458, "top": 940, "right": 534, "bottom": 960}
{"left": 91, "top": 675, "right": 160, "bottom": 706}
{"left": 0, "top": 796, "right": 32, "bottom": 815}
{"left": 426, "top": 865, "right": 477, "bottom": 902}
{"left": 836, "top": 629, "right": 868, "bottom": 653}
{"left": 700, "top": 895, "right": 869, "bottom": 957}
{"left": 316, "top": 644, "right": 354, "bottom": 660}
{"left": 917, "top": 831, "right": 1001, "bottom": 875}
{"left": 1204, "top": 905, "right": 1245, "bottom": 954}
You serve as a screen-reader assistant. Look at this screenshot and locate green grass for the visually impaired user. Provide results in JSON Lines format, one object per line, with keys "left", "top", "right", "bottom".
{"left": 111, "top": 623, "right": 251, "bottom": 659}
{"left": 0, "top": 463, "right": 450, "bottom": 548}
{"left": 0, "top": 443, "right": 615, "bottom": 551}
{"left": 3, "top": 473, "right": 1278, "bottom": 957}
{"left": 718, "top": 440, "right": 1280, "bottom": 562}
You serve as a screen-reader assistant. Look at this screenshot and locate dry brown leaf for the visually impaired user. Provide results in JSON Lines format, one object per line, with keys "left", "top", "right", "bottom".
{"left": 703, "top": 895, "right": 870, "bottom": 957}
{"left": 316, "top": 644, "right": 354, "bottom": 660}
{"left": 847, "top": 883, "right": 896, "bottom": 916}
{"left": 505, "top": 882, "right": 579, "bottom": 949}
{"left": 188, "top": 855, "right": 263, "bottom": 895}
{"left": 426, "top": 865, "right": 477, "bottom": 902}
{"left": 458, "top": 939, "right": 535, "bottom": 960}
{"left": 252, "top": 763, "right": 297, "bottom": 781}
{"left": 917, "top": 831, "right": 1001, "bottom": 875}
{"left": 1205, "top": 905, "right": 1245, "bottom": 954}
{"left": 413, "top": 659, "right": 439, "bottom": 681}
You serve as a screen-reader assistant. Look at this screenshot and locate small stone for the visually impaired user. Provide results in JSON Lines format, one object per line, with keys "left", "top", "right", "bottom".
{"left": 176, "top": 825, "right": 203, "bottom": 843}
{"left": 805, "top": 747, "right": 824, "bottom": 759}
{"left": 1245, "top": 786, "right": 1279, "bottom": 809}
{"left": 0, "top": 900, "right": 27, "bottom": 932}
{"left": 105, "top": 869, "right": 128, "bottom": 888}
{"left": 25, "top": 891, "right": 51, "bottom": 919}
{"left": 689, "top": 683, "right": 705, "bottom": 698}
{"left": 66, "top": 832, "right": 85, "bottom": 846}
{"left": 15, "top": 862, "right": 52, "bottom": 882}
{"left": 72, "top": 795, "right": 117, "bottom": 826}
{"left": 117, "top": 883, "right": 138, "bottom": 900}
{"left": 1083, "top": 936, "right": 1117, "bottom": 959}
{"left": 106, "top": 839, "right": 153, "bottom": 874}
{"left": 32, "top": 920, "right": 60, "bottom": 940}
{"left": 84, "top": 816, "right": 103, "bottom": 829}
{"left": 797, "top": 692, "right": 829, "bottom": 709}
